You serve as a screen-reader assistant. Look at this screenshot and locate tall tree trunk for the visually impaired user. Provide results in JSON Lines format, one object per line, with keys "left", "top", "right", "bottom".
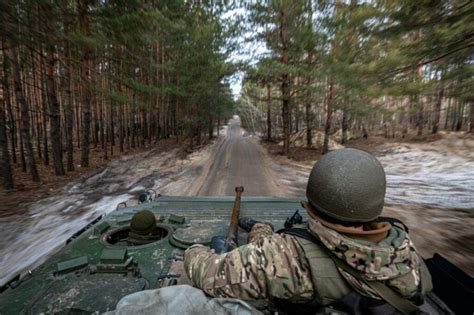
{"left": 97, "top": 82, "right": 103, "bottom": 148}
{"left": 62, "top": 3, "right": 74, "bottom": 171}
{"left": 19, "top": 116, "right": 26, "bottom": 172}
{"left": 432, "top": 87, "right": 444, "bottom": 134}
{"left": 110, "top": 102, "right": 114, "bottom": 156}
{"left": 281, "top": 77, "right": 290, "bottom": 155}
{"left": 305, "top": 100, "right": 312, "bottom": 147}
{"left": 362, "top": 124, "right": 368, "bottom": 138}
{"left": 106, "top": 71, "right": 113, "bottom": 158}
{"left": 266, "top": 83, "right": 272, "bottom": 141}
{"left": 100, "top": 83, "right": 105, "bottom": 151}
{"left": 103, "top": 99, "right": 107, "bottom": 161}
{"left": 25, "top": 57, "right": 38, "bottom": 158}
{"left": 125, "top": 101, "right": 129, "bottom": 150}
{"left": 413, "top": 31, "right": 423, "bottom": 136}
{"left": 416, "top": 95, "right": 423, "bottom": 136}
{"left": 216, "top": 110, "right": 220, "bottom": 138}
{"left": 294, "top": 80, "right": 300, "bottom": 133}
{"left": 1, "top": 42, "right": 14, "bottom": 190}
{"left": 31, "top": 49, "right": 42, "bottom": 160}
{"left": 451, "top": 99, "right": 457, "bottom": 131}
{"left": 111, "top": 102, "right": 115, "bottom": 148}
{"left": 1, "top": 95, "right": 14, "bottom": 190}
{"left": 132, "top": 93, "right": 136, "bottom": 149}
{"left": 322, "top": 80, "right": 334, "bottom": 155}
{"left": 93, "top": 98, "right": 99, "bottom": 148}
{"left": 97, "top": 71, "right": 102, "bottom": 149}
{"left": 469, "top": 101, "right": 474, "bottom": 133}
{"left": 444, "top": 97, "right": 451, "bottom": 130}
{"left": 208, "top": 113, "right": 213, "bottom": 140}
{"left": 305, "top": 0, "right": 313, "bottom": 148}
{"left": 279, "top": 9, "right": 290, "bottom": 156}
{"left": 341, "top": 106, "right": 348, "bottom": 144}
{"left": 119, "top": 102, "right": 124, "bottom": 152}
{"left": 40, "top": 51, "right": 50, "bottom": 166}
{"left": 141, "top": 108, "right": 147, "bottom": 146}
{"left": 78, "top": 0, "right": 93, "bottom": 167}
{"left": 7, "top": 45, "right": 40, "bottom": 182}
{"left": 455, "top": 101, "right": 463, "bottom": 131}
{"left": 75, "top": 82, "right": 81, "bottom": 149}
{"left": 2, "top": 45, "right": 17, "bottom": 164}
{"left": 44, "top": 3, "right": 65, "bottom": 175}
{"left": 118, "top": 47, "right": 124, "bottom": 152}
{"left": 34, "top": 89, "right": 42, "bottom": 161}
{"left": 13, "top": 87, "right": 27, "bottom": 171}
{"left": 94, "top": 70, "right": 100, "bottom": 149}
{"left": 323, "top": 1, "right": 340, "bottom": 154}
{"left": 401, "top": 99, "right": 408, "bottom": 138}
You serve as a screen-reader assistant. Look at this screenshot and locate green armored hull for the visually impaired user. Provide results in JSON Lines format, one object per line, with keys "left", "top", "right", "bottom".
{"left": 0, "top": 196, "right": 469, "bottom": 314}
{"left": 0, "top": 196, "right": 305, "bottom": 314}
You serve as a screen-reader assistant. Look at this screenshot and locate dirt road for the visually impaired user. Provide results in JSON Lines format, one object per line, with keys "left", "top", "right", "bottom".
{"left": 197, "top": 118, "right": 280, "bottom": 195}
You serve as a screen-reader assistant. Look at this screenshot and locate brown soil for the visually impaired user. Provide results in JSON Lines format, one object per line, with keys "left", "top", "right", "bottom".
{"left": 263, "top": 131, "right": 472, "bottom": 162}
{"left": 0, "top": 138, "right": 186, "bottom": 214}
{"left": 263, "top": 140, "right": 323, "bottom": 162}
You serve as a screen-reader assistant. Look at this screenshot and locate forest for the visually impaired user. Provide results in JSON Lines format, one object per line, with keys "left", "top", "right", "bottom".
{"left": 0, "top": 0, "right": 473, "bottom": 191}
{"left": 1, "top": 0, "right": 236, "bottom": 190}
{"left": 237, "top": 0, "right": 473, "bottom": 155}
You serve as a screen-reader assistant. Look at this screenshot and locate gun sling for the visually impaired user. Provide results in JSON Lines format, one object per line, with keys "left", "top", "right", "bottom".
{"left": 278, "top": 227, "right": 420, "bottom": 315}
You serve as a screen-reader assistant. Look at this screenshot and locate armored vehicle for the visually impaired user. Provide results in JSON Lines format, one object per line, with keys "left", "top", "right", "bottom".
{"left": 0, "top": 192, "right": 472, "bottom": 314}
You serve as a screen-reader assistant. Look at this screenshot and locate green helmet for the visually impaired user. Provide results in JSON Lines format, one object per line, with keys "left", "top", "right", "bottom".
{"left": 306, "top": 148, "right": 386, "bottom": 222}
{"left": 130, "top": 210, "right": 156, "bottom": 235}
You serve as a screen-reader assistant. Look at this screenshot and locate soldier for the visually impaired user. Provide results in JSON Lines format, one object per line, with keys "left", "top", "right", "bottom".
{"left": 183, "top": 148, "right": 433, "bottom": 314}
{"left": 128, "top": 210, "right": 164, "bottom": 245}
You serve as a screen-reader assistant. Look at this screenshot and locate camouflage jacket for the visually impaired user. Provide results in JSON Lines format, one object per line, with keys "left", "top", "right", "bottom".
{"left": 183, "top": 218, "right": 428, "bottom": 302}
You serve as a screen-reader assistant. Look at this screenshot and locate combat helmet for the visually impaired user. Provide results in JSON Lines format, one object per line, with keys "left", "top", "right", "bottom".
{"left": 130, "top": 210, "right": 157, "bottom": 235}
{"left": 306, "top": 148, "right": 386, "bottom": 223}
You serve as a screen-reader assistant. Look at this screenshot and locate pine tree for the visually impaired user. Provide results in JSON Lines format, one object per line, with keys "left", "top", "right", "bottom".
{"left": 42, "top": 2, "right": 65, "bottom": 175}
{"left": 0, "top": 41, "right": 14, "bottom": 190}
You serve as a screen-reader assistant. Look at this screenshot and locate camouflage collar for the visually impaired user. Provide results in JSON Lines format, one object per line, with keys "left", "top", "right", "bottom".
{"left": 308, "top": 218, "right": 421, "bottom": 281}
{"left": 302, "top": 201, "right": 391, "bottom": 243}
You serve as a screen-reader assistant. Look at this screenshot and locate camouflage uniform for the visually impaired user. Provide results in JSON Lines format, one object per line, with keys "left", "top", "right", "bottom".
{"left": 247, "top": 223, "right": 274, "bottom": 244}
{"left": 183, "top": 217, "right": 431, "bottom": 304}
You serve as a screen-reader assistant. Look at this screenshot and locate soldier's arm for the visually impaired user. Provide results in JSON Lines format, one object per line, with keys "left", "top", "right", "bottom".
{"left": 183, "top": 233, "right": 314, "bottom": 301}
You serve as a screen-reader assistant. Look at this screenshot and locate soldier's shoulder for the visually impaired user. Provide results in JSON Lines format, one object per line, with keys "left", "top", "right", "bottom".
{"left": 244, "top": 233, "right": 306, "bottom": 259}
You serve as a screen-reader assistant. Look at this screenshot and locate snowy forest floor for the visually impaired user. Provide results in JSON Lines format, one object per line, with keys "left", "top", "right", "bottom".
{"left": 0, "top": 138, "right": 189, "bottom": 214}
{"left": 0, "top": 121, "right": 473, "bottom": 286}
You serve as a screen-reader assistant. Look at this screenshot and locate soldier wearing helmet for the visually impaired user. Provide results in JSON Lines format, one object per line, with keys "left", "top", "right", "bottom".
{"left": 184, "top": 148, "right": 432, "bottom": 314}
{"left": 128, "top": 210, "right": 164, "bottom": 245}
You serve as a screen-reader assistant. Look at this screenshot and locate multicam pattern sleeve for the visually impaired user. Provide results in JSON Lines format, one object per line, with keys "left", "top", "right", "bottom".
{"left": 183, "top": 234, "right": 315, "bottom": 301}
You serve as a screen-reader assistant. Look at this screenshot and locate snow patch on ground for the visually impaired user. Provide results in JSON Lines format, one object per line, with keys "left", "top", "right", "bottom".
{"left": 381, "top": 144, "right": 474, "bottom": 209}
{"left": 0, "top": 192, "right": 132, "bottom": 286}
{"left": 274, "top": 135, "right": 474, "bottom": 211}
{"left": 0, "top": 145, "right": 209, "bottom": 286}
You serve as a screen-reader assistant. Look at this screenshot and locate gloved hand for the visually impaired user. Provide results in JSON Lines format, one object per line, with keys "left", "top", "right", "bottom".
{"left": 239, "top": 217, "right": 274, "bottom": 232}
{"left": 210, "top": 235, "right": 230, "bottom": 254}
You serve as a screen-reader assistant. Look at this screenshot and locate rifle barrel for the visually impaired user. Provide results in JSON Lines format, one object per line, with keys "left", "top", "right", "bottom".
{"left": 227, "top": 186, "right": 244, "bottom": 248}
